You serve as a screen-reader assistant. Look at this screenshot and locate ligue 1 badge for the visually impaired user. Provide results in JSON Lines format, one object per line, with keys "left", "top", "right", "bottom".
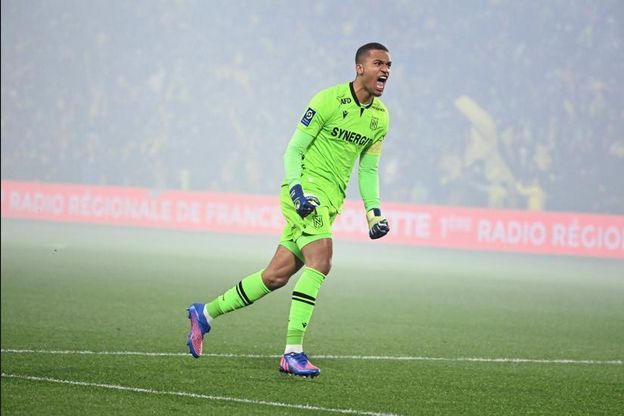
{"left": 301, "top": 107, "right": 316, "bottom": 126}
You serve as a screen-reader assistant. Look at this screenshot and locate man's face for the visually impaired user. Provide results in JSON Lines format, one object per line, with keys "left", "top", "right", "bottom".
{"left": 357, "top": 49, "right": 391, "bottom": 97}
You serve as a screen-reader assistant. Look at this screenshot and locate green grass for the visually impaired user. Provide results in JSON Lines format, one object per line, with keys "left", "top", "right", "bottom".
{"left": 2, "top": 219, "right": 623, "bottom": 415}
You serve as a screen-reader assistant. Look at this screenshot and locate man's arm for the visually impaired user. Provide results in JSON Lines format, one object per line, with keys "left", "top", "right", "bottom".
{"left": 283, "top": 129, "right": 315, "bottom": 189}
{"left": 359, "top": 141, "right": 389, "bottom": 239}
{"left": 358, "top": 151, "right": 381, "bottom": 212}
{"left": 284, "top": 129, "right": 318, "bottom": 217}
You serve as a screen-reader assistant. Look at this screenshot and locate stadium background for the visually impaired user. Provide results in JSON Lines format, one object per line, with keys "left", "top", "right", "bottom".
{"left": 2, "top": 0, "right": 623, "bottom": 215}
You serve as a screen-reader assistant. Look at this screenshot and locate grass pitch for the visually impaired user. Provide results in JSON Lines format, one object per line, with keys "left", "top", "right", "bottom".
{"left": 1, "top": 219, "right": 623, "bottom": 415}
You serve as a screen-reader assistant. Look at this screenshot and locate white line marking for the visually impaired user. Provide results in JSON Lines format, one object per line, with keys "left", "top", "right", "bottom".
{"left": 1, "top": 348, "right": 621, "bottom": 365}
{"left": 1, "top": 373, "right": 398, "bottom": 416}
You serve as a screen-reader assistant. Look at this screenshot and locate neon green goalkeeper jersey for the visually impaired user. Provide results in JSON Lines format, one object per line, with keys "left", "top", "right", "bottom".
{"left": 291, "top": 82, "right": 389, "bottom": 208}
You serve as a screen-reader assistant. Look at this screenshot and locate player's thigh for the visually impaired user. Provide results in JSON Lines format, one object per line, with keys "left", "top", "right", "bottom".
{"left": 301, "top": 238, "right": 333, "bottom": 275}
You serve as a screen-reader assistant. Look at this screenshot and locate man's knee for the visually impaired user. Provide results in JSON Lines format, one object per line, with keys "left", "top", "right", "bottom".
{"left": 262, "top": 246, "right": 303, "bottom": 290}
{"left": 262, "top": 268, "right": 292, "bottom": 290}
{"left": 302, "top": 238, "right": 333, "bottom": 276}
{"left": 306, "top": 258, "right": 331, "bottom": 276}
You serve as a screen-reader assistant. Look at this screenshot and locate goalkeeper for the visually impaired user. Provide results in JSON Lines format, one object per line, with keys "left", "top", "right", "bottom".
{"left": 187, "top": 42, "right": 392, "bottom": 378}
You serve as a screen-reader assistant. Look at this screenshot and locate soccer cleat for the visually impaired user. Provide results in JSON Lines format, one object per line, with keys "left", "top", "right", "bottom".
{"left": 186, "top": 303, "right": 211, "bottom": 358}
{"left": 279, "top": 352, "right": 320, "bottom": 378}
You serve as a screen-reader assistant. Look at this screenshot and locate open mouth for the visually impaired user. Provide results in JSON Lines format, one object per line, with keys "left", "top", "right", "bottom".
{"left": 376, "top": 75, "right": 388, "bottom": 91}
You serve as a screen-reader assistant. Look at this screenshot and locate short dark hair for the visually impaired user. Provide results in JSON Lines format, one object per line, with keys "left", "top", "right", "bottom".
{"left": 355, "top": 42, "right": 389, "bottom": 64}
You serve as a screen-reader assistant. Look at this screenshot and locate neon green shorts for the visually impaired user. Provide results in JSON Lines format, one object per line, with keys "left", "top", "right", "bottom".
{"left": 279, "top": 184, "right": 338, "bottom": 261}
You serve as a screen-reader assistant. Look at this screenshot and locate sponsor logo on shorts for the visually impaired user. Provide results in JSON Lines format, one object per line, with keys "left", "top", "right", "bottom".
{"left": 313, "top": 214, "right": 323, "bottom": 228}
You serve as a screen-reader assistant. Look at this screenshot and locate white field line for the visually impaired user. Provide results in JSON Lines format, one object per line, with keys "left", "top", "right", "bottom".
{"left": 1, "top": 348, "right": 622, "bottom": 365}
{"left": 1, "top": 373, "right": 398, "bottom": 416}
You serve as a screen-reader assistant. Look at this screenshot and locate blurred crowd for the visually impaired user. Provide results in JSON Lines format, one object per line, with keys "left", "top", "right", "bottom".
{"left": 2, "top": 0, "right": 623, "bottom": 214}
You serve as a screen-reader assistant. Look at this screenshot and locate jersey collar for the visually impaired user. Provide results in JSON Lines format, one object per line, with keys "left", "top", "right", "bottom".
{"left": 349, "top": 82, "right": 374, "bottom": 109}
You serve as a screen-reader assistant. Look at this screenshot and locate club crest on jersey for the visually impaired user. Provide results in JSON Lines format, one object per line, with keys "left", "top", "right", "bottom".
{"left": 301, "top": 107, "right": 316, "bottom": 126}
{"left": 370, "top": 116, "right": 379, "bottom": 130}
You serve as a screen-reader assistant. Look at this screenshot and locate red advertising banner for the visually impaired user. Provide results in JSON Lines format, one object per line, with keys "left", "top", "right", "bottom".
{"left": 2, "top": 180, "right": 623, "bottom": 259}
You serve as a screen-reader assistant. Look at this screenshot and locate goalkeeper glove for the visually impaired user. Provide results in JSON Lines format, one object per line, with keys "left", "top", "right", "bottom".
{"left": 366, "top": 208, "right": 389, "bottom": 239}
{"left": 289, "top": 184, "right": 319, "bottom": 218}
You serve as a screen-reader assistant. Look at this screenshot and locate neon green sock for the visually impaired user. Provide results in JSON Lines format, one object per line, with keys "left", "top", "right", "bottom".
{"left": 286, "top": 267, "right": 326, "bottom": 345}
{"left": 206, "top": 270, "right": 270, "bottom": 319}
